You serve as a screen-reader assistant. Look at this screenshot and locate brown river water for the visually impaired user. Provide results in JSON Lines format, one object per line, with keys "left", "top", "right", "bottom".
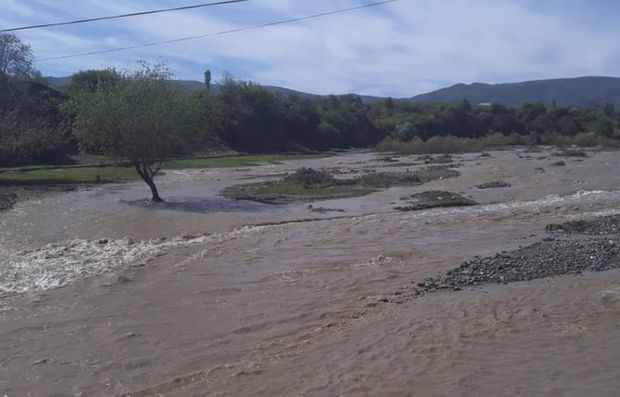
{"left": 1, "top": 148, "right": 620, "bottom": 396}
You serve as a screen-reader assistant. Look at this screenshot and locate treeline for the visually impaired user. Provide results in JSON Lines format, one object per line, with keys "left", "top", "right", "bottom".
{"left": 4, "top": 72, "right": 620, "bottom": 166}
{"left": 204, "top": 74, "right": 382, "bottom": 152}
{"left": 2, "top": 35, "right": 620, "bottom": 167}
{"left": 0, "top": 33, "right": 75, "bottom": 166}
{"left": 373, "top": 99, "right": 619, "bottom": 143}
{"left": 0, "top": 73, "right": 76, "bottom": 166}
{"left": 373, "top": 99, "right": 620, "bottom": 153}
{"left": 0, "top": 69, "right": 384, "bottom": 165}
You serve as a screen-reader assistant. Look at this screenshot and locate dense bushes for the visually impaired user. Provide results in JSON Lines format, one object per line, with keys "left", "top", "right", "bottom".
{"left": 374, "top": 99, "right": 620, "bottom": 154}
{"left": 3, "top": 63, "right": 620, "bottom": 165}
{"left": 0, "top": 77, "right": 74, "bottom": 165}
{"left": 377, "top": 133, "right": 530, "bottom": 154}
{"left": 207, "top": 77, "right": 378, "bottom": 152}
{"left": 283, "top": 167, "right": 336, "bottom": 185}
{"left": 0, "top": 34, "right": 76, "bottom": 166}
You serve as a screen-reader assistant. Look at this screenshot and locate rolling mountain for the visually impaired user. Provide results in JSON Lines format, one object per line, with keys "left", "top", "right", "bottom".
{"left": 43, "top": 76, "right": 320, "bottom": 99}
{"left": 409, "top": 76, "right": 620, "bottom": 108}
{"left": 45, "top": 75, "right": 620, "bottom": 109}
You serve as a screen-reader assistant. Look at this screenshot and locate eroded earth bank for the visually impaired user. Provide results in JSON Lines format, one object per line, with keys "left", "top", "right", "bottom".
{"left": 2, "top": 148, "right": 620, "bottom": 396}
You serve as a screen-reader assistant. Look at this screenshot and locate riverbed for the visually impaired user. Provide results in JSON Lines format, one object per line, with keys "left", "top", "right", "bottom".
{"left": 1, "top": 148, "right": 620, "bottom": 396}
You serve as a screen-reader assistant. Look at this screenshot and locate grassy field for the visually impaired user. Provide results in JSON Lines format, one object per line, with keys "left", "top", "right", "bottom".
{"left": 163, "top": 154, "right": 324, "bottom": 170}
{"left": 222, "top": 167, "right": 460, "bottom": 204}
{"left": 0, "top": 153, "right": 327, "bottom": 186}
{"left": 222, "top": 181, "right": 377, "bottom": 204}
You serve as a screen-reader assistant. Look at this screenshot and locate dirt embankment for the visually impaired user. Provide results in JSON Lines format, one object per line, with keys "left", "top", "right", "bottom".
{"left": 0, "top": 186, "right": 76, "bottom": 212}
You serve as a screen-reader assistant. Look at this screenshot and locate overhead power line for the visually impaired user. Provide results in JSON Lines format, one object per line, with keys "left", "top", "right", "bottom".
{"left": 35, "top": 0, "right": 399, "bottom": 62}
{"left": 0, "top": 0, "right": 250, "bottom": 33}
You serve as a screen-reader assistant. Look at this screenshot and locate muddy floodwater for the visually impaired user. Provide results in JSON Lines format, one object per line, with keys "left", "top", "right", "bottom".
{"left": 1, "top": 148, "right": 620, "bottom": 396}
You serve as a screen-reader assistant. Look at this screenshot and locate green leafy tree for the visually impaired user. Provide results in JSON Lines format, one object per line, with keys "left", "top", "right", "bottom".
{"left": 67, "top": 69, "right": 122, "bottom": 95}
{"left": 282, "top": 94, "right": 321, "bottom": 148}
{"left": 0, "top": 35, "right": 73, "bottom": 166}
{"left": 72, "top": 62, "right": 202, "bottom": 201}
{"left": 213, "top": 74, "right": 289, "bottom": 152}
{"left": 384, "top": 97, "right": 395, "bottom": 113}
{"left": 603, "top": 103, "right": 615, "bottom": 117}
{"left": 0, "top": 33, "right": 36, "bottom": 77}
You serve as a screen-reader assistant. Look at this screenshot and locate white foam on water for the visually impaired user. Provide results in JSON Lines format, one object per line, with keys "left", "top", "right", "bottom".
{"left": 0, "top": 223, "right": 271, "bottom": 295}
{"left": 397, "top": 190, "right": 620, "bottom": 223}
{"left": 2, "top": 190, "right": 619, "bottom": 296}
{"left": 0, "top": 235, "right": 209, "bottom": 294}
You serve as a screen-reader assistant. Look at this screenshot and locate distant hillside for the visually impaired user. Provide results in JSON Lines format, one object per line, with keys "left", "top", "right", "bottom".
{"left": 44, "top": 75, "right": 384, "bottom": 102}
{"left": 45, "top": 76, "right": 212, "bottom": 91}
{"left": 410, "top": 77, "right": 620, "bottom": 108}
{"left": 45, "top": 75, "right": 620, "bottom": 108}
{"left": 44, "top": 75, "right": 320, "bottom": 99}
{"left": 44, "top": 76, "right": 72, "bottom": 87}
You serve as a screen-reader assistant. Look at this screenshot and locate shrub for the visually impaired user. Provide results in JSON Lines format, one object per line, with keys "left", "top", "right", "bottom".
{"left": 573, "top": 132, "right": 599, "bottom": 147}
{"left": 354, "top": 171, "right": 420, "bottom": 188}
{"left": 283, "top": 167, "right": 336, "bottom": 185}
{"left": 550, "top": 134, "right": 573, "bottom": 147}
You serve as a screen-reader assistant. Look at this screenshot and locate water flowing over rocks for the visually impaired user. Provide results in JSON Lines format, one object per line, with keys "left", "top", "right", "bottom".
{"left": 476, "top": 180, "right": 512, "bottom": 189}
{"left": 0, "top": 186, "right": 76, "bottom": 212}
{"left": 556, "top": 149, "right": 588, "bottom": 157}
{"left": 396, "top": 191, "right": 477, "bottom": 211}
{"left": 0, "top": 192, "right": 17, "bottom": 211}
{"left": 0, "top": 236, "right": 206, "bottom": 294}
{"left": 546, "top": 214, "right": 620, "bottom": 235}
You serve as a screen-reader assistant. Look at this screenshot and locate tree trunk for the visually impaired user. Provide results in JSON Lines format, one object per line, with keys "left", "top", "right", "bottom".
{"left": 135, "top": 165, "right": 163, "bottom": 202}
{"left": 145, "top": 177, "right": 163, "bottom": 202}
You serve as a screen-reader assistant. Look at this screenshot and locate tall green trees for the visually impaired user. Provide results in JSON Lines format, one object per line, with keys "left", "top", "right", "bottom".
{"left": 0, "top": 34, "right": 73, "bottom": 166}
{"left": 211, "top": 74, "right": 290, "bottom": 152}
{"left": 0, "top": 33, "right": 36, "bottom": 77}
{"left": 67, "top": 69, "right": 122, "bottom": 95}
{"left": 71, "top": 62, "right": 202, "bottom": 201}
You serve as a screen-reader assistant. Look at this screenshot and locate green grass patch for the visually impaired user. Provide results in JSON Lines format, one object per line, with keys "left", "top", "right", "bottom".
{"left": 0, "top": 153, "right": 329, "bottom": 186}
{"left": 164, "top": 153, "right": 324, "bottom": 170}
{"left": 0, "top": 166, "right": 137, "bottom": 185}
{"left": 223, "top": 166, "right": 460, "bottom": 204}
{"left": 223, "top": 181, "right": 376, "bottom": 204}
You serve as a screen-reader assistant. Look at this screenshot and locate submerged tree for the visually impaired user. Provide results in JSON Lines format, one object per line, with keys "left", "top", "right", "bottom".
{"left": 72, "top": 61, "right": 202, "bottom": 202}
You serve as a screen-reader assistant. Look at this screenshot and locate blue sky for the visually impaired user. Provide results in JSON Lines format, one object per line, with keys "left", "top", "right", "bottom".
{"left": 2, "top": 0, "right": 620, "bottom": 97}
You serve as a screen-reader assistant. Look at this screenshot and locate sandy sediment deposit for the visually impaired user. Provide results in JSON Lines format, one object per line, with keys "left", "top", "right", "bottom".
{"left": 1, "top": 147, "right": 620, "bottom": 396}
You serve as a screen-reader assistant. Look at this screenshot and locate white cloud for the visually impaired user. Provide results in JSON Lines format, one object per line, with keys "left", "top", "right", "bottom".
{"left": 2, "top": 0, "right": 619, "bottom": 96}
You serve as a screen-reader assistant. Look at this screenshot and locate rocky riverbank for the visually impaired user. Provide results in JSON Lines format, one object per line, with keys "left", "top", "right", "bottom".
{"left": 396, "top": 191, "right": 477, "bottom": 211}
{"left": 546, "top": 214, "right": 620, "bottom": 235}
{"left": 415, "top": 214, "right": 620, "bottom": 295}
